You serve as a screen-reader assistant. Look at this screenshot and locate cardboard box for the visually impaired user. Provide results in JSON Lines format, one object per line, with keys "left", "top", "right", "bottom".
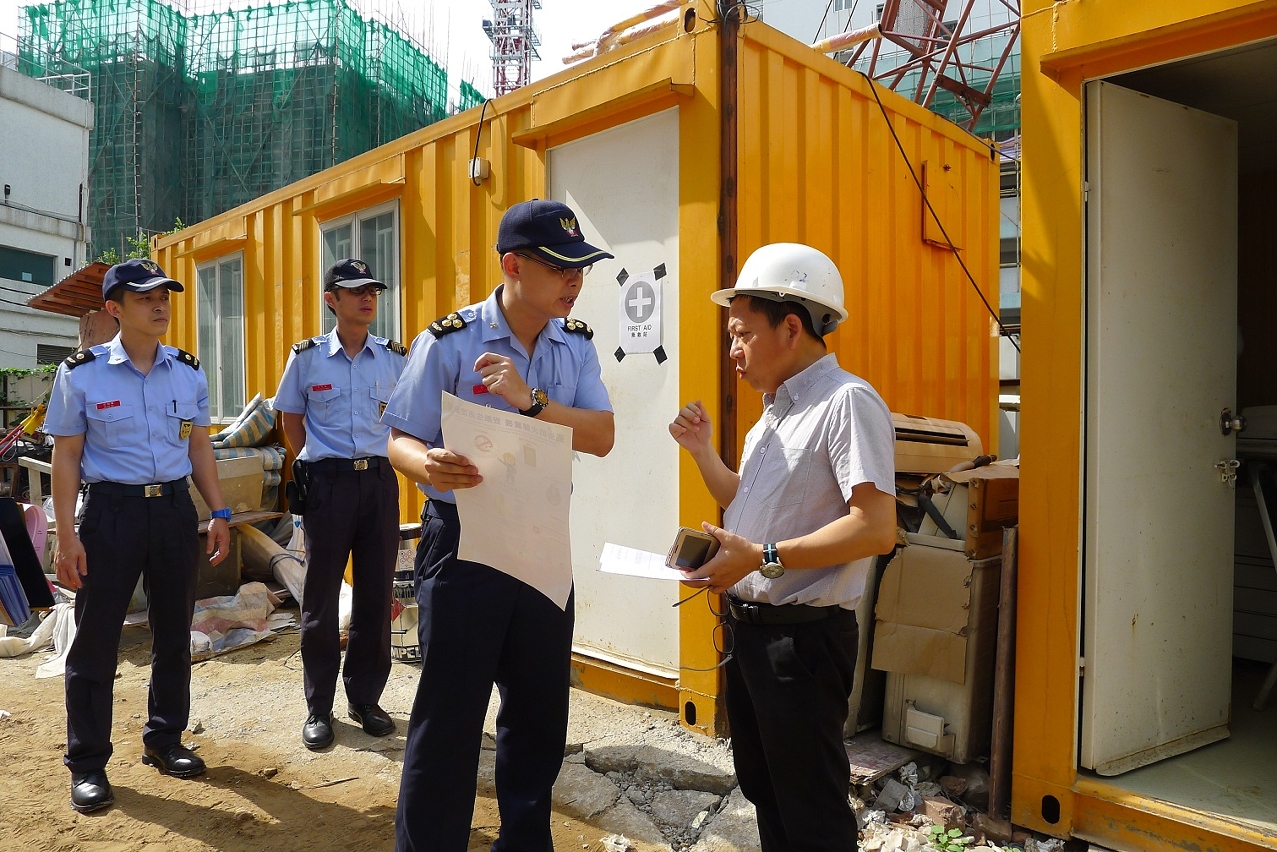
{"left": 947, "top": 462, "right": 1019, "bottom": 560}
{"left": 189, "top": 455, "right": 265, "bottom": 521}
{"left": 873, "top": 534, "right": 1002, "bottom": 762}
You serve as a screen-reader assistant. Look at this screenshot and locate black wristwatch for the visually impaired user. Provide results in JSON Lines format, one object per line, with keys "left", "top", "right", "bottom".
{"left": 759, "top": 542, "right": 785, "bottom": 579}
{"left": 519, "top": 387, "right": 549, "bottom": 417}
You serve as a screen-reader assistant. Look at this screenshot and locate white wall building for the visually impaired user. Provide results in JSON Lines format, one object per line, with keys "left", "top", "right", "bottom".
{"left": 0, "top": 57, "right": 92, "bottom": 369}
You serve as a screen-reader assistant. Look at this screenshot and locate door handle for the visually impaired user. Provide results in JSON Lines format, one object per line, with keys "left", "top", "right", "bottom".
{"left": 1221, "top": 408, "right": 1247, "bottom": 435}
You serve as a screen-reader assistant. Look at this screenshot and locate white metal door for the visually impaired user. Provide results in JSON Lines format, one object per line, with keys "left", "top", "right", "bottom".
{"left": 549, "top": 109, "right": 682, "bottom": 676}
{"left": 1081, "top": 81, "right": 1238, "bottom": 775}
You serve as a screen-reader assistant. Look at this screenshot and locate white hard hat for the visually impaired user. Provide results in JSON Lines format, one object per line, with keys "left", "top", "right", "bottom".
{"left": 711, "top": 243, "right": 848, "bottom": 335}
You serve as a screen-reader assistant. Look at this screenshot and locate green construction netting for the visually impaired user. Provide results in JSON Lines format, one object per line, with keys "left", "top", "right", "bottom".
{"left": 18, "top": 0, "right": 451, "bottom": 257}
{"left": 458, "top": 80, "right": 485, "bottom": 113}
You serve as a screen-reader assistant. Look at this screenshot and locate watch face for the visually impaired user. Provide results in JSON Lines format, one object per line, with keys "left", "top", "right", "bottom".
{"left": 760, "top": 562, "right": 785, "bottom": 579}
{"left": 533, "top": 388, "right": 549, "bottom": 406}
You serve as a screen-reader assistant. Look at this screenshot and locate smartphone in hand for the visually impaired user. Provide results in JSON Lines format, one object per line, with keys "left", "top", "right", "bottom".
{"left": 666, "top": 527, "right": 720, "bottom": 571}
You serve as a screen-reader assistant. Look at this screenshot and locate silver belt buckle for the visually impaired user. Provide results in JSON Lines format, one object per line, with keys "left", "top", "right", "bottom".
{"left": 353, "top": 459, "right": 369, "bottom": 471}
{"left": 143, "top": 484, "right": 163, "bottom": 497}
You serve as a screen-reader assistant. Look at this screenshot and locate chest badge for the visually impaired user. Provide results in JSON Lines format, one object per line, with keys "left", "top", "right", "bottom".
{"left": 179, "top": 420, "right": 193, "bottom": 440}
{"left": 378, "top": 400, "right": 387, "bottom": 417}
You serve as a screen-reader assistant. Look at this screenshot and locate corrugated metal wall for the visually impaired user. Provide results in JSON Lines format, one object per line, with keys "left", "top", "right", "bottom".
{"left": 733, "top": 23, "right": 1000, "bottom": 448}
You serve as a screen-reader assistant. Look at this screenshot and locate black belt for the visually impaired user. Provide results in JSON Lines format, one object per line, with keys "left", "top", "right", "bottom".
{"left": 87, "top": 478, "right": 189, "bottom": 498}
{"left": 726, "top": 595, "right": 839, "bottom": 626}
{"left": 308, "top": 456, "right": 386, "bottom": 473}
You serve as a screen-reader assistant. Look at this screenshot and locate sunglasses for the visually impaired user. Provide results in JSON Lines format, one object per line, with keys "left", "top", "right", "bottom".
{"left": 516, "top": 253, "right": 592, "bottom": 279}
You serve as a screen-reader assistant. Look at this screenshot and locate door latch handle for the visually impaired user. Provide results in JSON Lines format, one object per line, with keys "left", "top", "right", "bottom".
{"left": 1216, "top": 459, "right": 1240, "bottom": 486}
{"left": 1221, "top": 408, "right": 1247, "bottom": 435}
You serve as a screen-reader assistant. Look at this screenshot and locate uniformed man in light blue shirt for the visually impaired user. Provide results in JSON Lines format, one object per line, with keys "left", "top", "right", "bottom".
{"left": 384, "top": 199, "right": 615, "bottom": 852}
{"left": 45, "top": 258, "right": 233, "bottom": 814}
{"left": 275, "top": 258, "right": 407, "bottom": 751}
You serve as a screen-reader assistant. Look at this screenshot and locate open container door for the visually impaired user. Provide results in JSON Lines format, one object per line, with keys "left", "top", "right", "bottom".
{"left": 1081, "top": 80, "right": 1238, "bottom": 776}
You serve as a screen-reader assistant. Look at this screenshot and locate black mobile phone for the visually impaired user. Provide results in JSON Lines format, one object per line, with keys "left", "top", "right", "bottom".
{"left": 666, "top": 527, "right": 720, "bottom": 571}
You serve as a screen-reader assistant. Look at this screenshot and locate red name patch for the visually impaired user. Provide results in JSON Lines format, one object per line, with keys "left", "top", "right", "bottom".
{"left": 96, "top": 400, "right": 121, "bottom": 410}
{"left": 311, "top": 384, "right": 333, "bottom": 392}
{"left": 472, "top": 384, "right": 489, "bottom": 395}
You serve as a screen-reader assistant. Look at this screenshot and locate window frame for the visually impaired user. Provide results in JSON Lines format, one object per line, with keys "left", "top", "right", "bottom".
{"left": 317, "top": 200, "right": 402, "bottom": 342}
{"left": 195, "top": 251, "right": 247, "bottom": 424}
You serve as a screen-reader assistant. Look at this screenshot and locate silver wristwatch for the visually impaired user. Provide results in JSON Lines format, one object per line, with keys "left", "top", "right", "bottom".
{"left": 759, "top": 542, "right": 785, "bottom": 579}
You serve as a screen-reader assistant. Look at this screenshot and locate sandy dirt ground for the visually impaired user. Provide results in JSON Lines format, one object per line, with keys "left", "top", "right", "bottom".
{"left": 0, "top": 625, "right": 671, "bottom": 852}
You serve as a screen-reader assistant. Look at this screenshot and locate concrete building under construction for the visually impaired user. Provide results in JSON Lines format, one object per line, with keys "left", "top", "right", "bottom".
{"left": 15, "top": 0, "right": 484, "bottom": 258}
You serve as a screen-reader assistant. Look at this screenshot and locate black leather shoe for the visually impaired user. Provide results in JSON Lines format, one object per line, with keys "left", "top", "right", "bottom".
{"left": 347, "top": 703, "right": 395, "bottom": 737}
{"left": 70, "top": 770, "right": 114, "bottom": 813}
{"left": 302, "top": 712, "right": 335, "bottom": 750}
{"left": 141, "top": 743, "right": 206, "bottom": 778}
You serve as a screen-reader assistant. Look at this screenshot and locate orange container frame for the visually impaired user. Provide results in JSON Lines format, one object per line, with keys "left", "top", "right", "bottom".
{"left": 153, "top": 1, "right": 999, "bottom": 735}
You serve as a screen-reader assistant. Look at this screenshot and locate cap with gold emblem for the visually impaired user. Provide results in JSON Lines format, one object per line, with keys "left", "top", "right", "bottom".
{"left": 323, "top": 258, "right": 386, "bottom": 292}
{"left": 496, "top": 199, "right": 614, "bottom": 270}
{"left": 101, "top": 258, "right": 184, "bottom": 299}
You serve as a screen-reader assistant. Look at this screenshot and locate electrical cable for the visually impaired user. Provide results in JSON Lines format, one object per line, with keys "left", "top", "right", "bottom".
{"left": 859, "top": 71, "right": 1021, "bottom": 351}
{"left": 470, "top": 98, "right": 491, "bottom": 187}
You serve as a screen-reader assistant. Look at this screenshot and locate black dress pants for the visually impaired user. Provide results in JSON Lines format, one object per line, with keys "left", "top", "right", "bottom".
{"left": 64, "top": 490, "right": 199, "bottom": 773}
{"left": 725, "top": 607, "right": 860, "bottom": 852}
{"left": 395, "top": 499, "right": 574, "bottom": 852}
{"left": 300, "top": 461, "right": 399, "bottom": 715}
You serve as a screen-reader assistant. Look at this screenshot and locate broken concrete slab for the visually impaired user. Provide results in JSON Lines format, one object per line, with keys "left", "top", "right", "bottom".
{"left": 688, "top": 787, "right": 761, "bottom": 852}
{"left": 593, "top": 796, "right": 671, "bottom": 846}
{"left": 649, "top": 788, "right": 721, "bottom": 832}
{"left": 585, "top": 742, "right": 736, "bottom": 795}
{"left": 552, "top": 762, "right": 622, "bottom": 820}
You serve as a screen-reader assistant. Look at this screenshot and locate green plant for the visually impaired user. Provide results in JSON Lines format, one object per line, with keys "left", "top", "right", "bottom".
{"left": 928, "top": 826, "right": 975, "bottom": 852}
{"left": 96, "top": 247, "right": 121, "bottom": 265}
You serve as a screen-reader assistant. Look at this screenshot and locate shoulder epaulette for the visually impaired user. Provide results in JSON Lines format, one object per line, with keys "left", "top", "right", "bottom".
{"left": 428, "top": 312, "right": 467, "bottom": 339}
{"left": 384, "top": 339, "right": 408, "bottom": 356}
{"left": 563, "top": 318, "right": 593, "bottom": 340}
{"left": 174, "top": 349, "right": 200, "bottom": 370}
{"left": 64, "top": 350, "right": 96, "bottom": 370}
{"left": 292, "top": 337, "right": 321, "bottom": 354}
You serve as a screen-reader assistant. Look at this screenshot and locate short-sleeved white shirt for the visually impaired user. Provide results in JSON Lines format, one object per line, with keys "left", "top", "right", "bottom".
{"left": 724, "top": 353, "right": 895, "bottom": 609}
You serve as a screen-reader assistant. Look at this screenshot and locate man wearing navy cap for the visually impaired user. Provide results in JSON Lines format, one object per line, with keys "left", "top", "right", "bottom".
{"left": 275, "top": 258, "right": 407, "bottom": 750}
{"left": 384, "top": 199, "right": 615, "bottom": 851}
{"left": 44, "top": 258, "right": 233, "bottom": 813}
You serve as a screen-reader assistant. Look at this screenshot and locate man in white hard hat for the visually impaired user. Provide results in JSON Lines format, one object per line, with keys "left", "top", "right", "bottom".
{"left": 669, "top": 243, "right": 897, "bottom": 851}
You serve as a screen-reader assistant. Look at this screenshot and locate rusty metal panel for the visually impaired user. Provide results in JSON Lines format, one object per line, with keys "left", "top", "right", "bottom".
{"left": 734, "top": 22, "right": 1000, "bottom": 450}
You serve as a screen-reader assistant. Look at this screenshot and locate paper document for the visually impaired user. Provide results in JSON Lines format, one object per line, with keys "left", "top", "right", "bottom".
{"left": 599, "top": 542, "right": 710, "bottom": 583}
{"left": 440, "top": 392, "right": 576, "bottom": 609}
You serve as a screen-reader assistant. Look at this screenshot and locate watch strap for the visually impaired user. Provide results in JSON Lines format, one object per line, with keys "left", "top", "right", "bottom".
{"left": 519, "top": 388, "right": 548, "bottom": 417}
{"left": 210, "top": 507, "right": 232, "bottom": 521}
{"left": 763, "top": 542, "right": 779, "bottom": 565}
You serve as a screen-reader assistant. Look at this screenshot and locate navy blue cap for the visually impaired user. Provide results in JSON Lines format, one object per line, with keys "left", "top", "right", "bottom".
{"left": 102, "top": 258, "right": 183, "bottom": 300}
{"left": 324, "top": 258, "right": 385, "bottom": 291}
{"left": 496, "top": 199, "right": 614, "bottom": 269}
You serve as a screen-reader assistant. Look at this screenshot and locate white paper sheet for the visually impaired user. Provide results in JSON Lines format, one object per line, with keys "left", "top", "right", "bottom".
{"left": 440, "top": 391, "right": 576, "bottom": 609}
{"left": 599, "top": 542, "right": 710, "bottom": 583}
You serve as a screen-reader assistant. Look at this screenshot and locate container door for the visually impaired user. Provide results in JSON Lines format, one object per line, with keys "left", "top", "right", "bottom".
{"left": 1081, "top": 81, "right": 1238, "bottom": 775}
{"left": 548, "top": 109, "right": 682, "bottom": 677}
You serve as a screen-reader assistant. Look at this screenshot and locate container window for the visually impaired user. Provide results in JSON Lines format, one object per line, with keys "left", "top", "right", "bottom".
{"left": 196, "top": 253, "right": 246, "bottom": 423}
{"left": 319, "top": 200, "right": 401, "bottom": 341}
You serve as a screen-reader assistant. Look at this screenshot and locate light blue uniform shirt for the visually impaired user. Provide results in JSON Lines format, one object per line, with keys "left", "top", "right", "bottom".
{"left": 382, "top": 285, "right": 612, "bottom": 503}
{"left": 274, "top": 328, "right": 406, "bottom": 462}
{"left": 44, "top": 334, "right": 211, "bottom": 484}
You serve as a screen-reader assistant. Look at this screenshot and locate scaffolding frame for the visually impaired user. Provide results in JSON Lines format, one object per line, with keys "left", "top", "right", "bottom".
{"left": 483, "top": 0, "right": 540, "bottom": 98}
{"left": 841, "top": 0, "right": 1020, "bottom": 136}
{"left": 18, "top": 0, "right": 463, "bottom": 257}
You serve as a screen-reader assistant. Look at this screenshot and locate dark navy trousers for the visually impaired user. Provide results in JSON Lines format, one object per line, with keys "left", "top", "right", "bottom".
{"left": 725, "top": 607, "right": 860, "bottom": 852}
{"left": 65, "top": 489, "right": 199, "bottom": 773}
{"left": 395, "top": 499, "right": 574, "bottom": 852}
{"left": 299, "top": 461, "right": 398, "bottom": 715}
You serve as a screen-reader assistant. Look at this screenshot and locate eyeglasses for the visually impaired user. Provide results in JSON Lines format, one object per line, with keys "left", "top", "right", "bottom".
{"left": 674, "top": 588, "right": 735, "bottom": 673}
{"left": 516, "top": 253, "right": 592, "bottom": 279}
{"left": 332, "top": 284, "right": 382, "bottom": 297}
